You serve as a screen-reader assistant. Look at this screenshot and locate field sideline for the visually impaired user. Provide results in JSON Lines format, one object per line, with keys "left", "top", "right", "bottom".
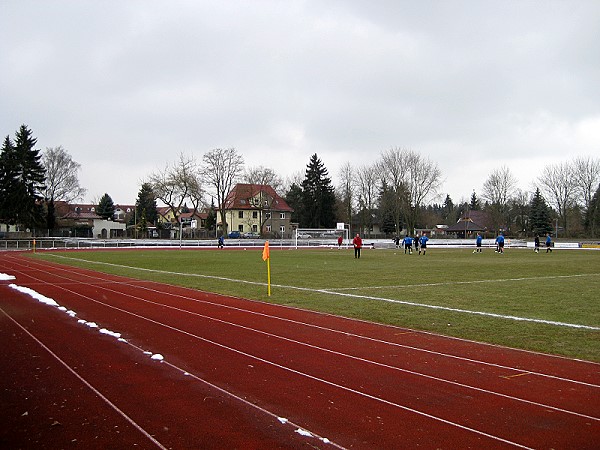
{"left": 30, "top": 246, "right": 600, "bottom": 362}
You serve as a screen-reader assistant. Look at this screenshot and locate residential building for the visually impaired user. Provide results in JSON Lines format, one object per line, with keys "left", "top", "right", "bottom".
{"left": 222, "top": 184, "right": 294, "bottom": 238}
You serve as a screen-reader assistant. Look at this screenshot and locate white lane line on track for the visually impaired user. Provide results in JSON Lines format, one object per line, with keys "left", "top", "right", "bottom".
{"left": 32, "top": 270, "right": 600, "bottom": 422}
{"left": 0, "top": 306, "right": 169, "bottom": 450}
{"left": 6, "top": 256, "right": 600, "bottom": 395}
{"left": 3, "top": 262, "right": 591, "bottom": 448}
{"left": 2, "top": 278, "right": 344, "bottom": 449}
{"left": 43, "top": 254, "right": 600, "bottom": 330}
{"left": 18, "top": 256, "right": 600, "bottom": 386}
{"left": 7, "top": 278, "right": 533, "bottom": 450}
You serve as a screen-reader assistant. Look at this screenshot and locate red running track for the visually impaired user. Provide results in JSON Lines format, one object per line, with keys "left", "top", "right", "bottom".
{"left": 1, "top": 251, "right": 599, "bottom": 449}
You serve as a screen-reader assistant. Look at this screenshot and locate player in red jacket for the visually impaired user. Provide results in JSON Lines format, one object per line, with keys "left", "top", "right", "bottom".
{"left": 353, "top": 234, "right": 363, "bottom": 259}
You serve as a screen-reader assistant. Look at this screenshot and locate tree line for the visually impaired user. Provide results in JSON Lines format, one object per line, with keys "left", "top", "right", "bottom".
{"left": 2, "top": 124, "right": 599, "bottom": 238}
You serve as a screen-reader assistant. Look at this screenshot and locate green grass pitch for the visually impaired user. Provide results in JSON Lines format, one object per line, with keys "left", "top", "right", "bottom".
{"left": 32, "top": 246, "right": 600, "bottom": 362}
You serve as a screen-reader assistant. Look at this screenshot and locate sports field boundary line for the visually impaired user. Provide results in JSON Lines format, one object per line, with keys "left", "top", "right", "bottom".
{"left": 41, "top": 254, "right": 600, "bottom": 331}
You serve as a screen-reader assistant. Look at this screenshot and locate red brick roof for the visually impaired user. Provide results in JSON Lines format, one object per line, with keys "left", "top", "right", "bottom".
{"left": 223, "top": 184, "right": 293, "bottom": 212}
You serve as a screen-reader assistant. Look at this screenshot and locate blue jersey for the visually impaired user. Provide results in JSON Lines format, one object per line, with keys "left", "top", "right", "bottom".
{"left": 419, "top": 235, "right": 429, "bottom": 246}
{"left": 546, "top": 235, "right": 552, "bottom": 245}
{"left": 403, "top": 236, "right": 413, "bottom": 246}
{"left": 476, "top": 235, "right": 483, "bottom": 245}
{"left": 496, "top": 235, "right": 504, "bottom": 244}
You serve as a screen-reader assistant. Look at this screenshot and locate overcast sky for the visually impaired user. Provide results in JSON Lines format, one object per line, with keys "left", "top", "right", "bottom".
{"left": 1, "top": 1, "right": 599, "bottom": 205}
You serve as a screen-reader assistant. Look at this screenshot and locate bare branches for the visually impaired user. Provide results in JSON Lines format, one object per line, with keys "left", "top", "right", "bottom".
{"left": 202, "top": 148, "right": 244, "bottom": 234}
{"left": 148, "top": 153, "right": 203, "bottom": 221}
{"left": 42, "top": 146, "right": 86, "bottom": 203}
{"left": 482, "top": 166, "right": 518, "bottom": 206}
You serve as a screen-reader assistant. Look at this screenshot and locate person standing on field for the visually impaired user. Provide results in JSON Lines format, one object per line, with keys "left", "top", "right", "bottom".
{"left": 337, "top": 235, "right": 343, "bottom": 249}
{"left": 418, "top": 233, "right": 429, "bottom": 255}
{"left": 353, "top": 233, "right": 362, "bottom": 259}
{"left": 403, "top": 235, "right": 413, "bottom": 254}
{"left": 545, "top": 233, "right": 553, "bottom": 253}
{"left": 534, "top": 235, "right": 540, "bottom": 253}
{"left": 474, "top": 233, "right": 483, "bottom": 253}
{"left": 495, "top": 233, "right": 505, "bottom": 254}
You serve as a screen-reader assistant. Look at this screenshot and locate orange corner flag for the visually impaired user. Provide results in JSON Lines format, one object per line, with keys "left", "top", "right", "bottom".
{"left": 262, "top": 240, "right": 270, "bottom": 261}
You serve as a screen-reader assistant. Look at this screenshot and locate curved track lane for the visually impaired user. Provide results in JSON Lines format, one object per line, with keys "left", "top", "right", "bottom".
{"left": 1, "top": 252, "right": 599, "bottom": 449}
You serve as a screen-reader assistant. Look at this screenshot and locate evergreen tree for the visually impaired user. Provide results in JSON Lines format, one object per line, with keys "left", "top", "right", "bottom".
{"left": 442, "top": 194, "right": 457, "bottom": 225}
{"left": 206, "top": 200, "right": 217, "bottom": 232}
{"left": 378, "top": 180, "right": 400, "bottom": 235}
{"left": 0, "top": 126, "right": 46, "bottom": 230}
{"left": 135, "top": 183, "right": 158, "bottom": 226}
{"left": 585, "top": 183, "right": 600, "bottom": 237}
{"left": 300, "top": 154, "right": 336, "bottom": 228}
{"left": 97, "top": 193, "right": 116, "bottom": 220}
{"left": 0, "top": 136, "right": 17, "bottom": 226}
{"left": 469, "top": 191, "right": 481, "bottom": 210}
{"left": 529, "top": 188, "right": 553, "bottom": 236}
{"left": 284, "top": 183, "right": 303, "bottom": 224}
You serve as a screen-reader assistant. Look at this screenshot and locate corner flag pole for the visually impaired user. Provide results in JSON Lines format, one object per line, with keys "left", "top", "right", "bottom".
{"left": 262, "top": 240, "right": 271, "bottom": 296}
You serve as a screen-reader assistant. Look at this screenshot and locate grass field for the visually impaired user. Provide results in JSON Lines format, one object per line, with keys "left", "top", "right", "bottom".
{"left": 30, "top": 246, "right": 600, "bottom": 362}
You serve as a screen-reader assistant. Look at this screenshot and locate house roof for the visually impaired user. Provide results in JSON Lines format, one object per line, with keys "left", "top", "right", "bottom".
{"left": 223, "top": 184, "right": 293, "bottom": 212}
{"left": 445, "top": 219, "right": 486, "bottom": 232}
{"left": 445, "top": 210, "right": 490, "bottom": 232}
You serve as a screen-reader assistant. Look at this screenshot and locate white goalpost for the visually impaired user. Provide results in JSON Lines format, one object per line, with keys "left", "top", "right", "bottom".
{"left": 294, "top": 223, "right": 349, "bottom": 248}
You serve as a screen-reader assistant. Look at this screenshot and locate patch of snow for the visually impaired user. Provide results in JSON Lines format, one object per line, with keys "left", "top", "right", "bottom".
{"left": 9, "top": 284, "right": 58, "bottom": 306}
{"left": 99, "top": 328, "right": 121, "bottom": 338}
{"left": 295, "top": 428, "right": 312, "bottom": 437}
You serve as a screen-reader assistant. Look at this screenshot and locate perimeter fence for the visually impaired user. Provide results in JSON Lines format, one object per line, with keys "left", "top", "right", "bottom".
{"left": 1, "top": 237, "right": 595, "bottom": 251}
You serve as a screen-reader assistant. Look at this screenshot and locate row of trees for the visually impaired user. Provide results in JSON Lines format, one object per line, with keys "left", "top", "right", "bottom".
{"left": 334, "top": 151, "right": 600, "bottom": 238}
{"left": 2, "top": 124, "right": 599, "bottom": 238}
{"left": 1, "top": 125, "right": 89, "bottom": 232}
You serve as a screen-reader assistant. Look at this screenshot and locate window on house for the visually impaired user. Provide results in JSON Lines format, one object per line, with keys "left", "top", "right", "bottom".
{"left": 238, "top": 225, "right": 243, "bottom": 232}
{"left": 280, "top": 225, "right": 285, "bottom": 234}
{"left": 252, "top": 225, "right": 258, "bottom": 232}
{"left": 266, "top": 225, "right": 272, "bottom": 232}
{"left": 238, "top": 211, "right": 244, "bottom": 219}
{"left": 252, "top": 211, "right": 258, "bottom": 219}
{"left": 280, "top": 212, "right": 285, "bottom": 219}
{"left": 265, "top": 212, "right": 271, "bottom": 219}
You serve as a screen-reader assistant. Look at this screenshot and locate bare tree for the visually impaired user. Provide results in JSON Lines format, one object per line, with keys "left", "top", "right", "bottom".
{"left": 336, "top": 162, "right": 355, "bottom": 226}
{"left": 148, "top": 153, "right": 203, "bottom": 226}
{"left": 243, "top": 166, "right": 283, "bottom": 193}
{"left": 379, "top": 147, "right": 442, "bottom": 234}
{"left": 42, "top": 146, "right": 86, "bottom": 203}
{"left": 537, "top": 162, "right": 576, "bottom": 234}
{"left": 202, "top": 147, "right": 244, "bottom": 235}
{"left": 482, "top": 166, "right": 518, "bottom": 233}
{"left": 42, "top": 146, "right": 86, "bottom": 230}
{"left": 572, "top": 156, "right": 600, "bottom": 214}
{"left": 354, "top": 163, "right": 379, "bottom": 236}
{"left": 482, "top": 166, "right": 517, "bottom": 206}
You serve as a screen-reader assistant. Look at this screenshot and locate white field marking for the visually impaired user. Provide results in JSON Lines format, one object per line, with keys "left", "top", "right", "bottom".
{"left": 16, "top": 257, "right": 600, "bottom": 393}
{"left": 9, "top": 280, "right": 532, "bottom": 450}
{"left": 0, "top": 307, "right": 169, "bottom": 450}
{"left": 334, "top": 273, "right": 600, "bottom": 291}
{"left": 43, "top": 254, "right": 600, "bottom": 331}
{"left": 64, "top": 280, "right": 600, "bottom": 421}
{"left": 11, "top": 254, "right": 600, "bottom": 369}
{"left": 14, "top": 257, "right": 600, "bottom": 399}
{"left": 11, "top": 261, "right": 599, "bottom": 425}
{"left": 2, "top": 284, "right": 344, "bottom": 450}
